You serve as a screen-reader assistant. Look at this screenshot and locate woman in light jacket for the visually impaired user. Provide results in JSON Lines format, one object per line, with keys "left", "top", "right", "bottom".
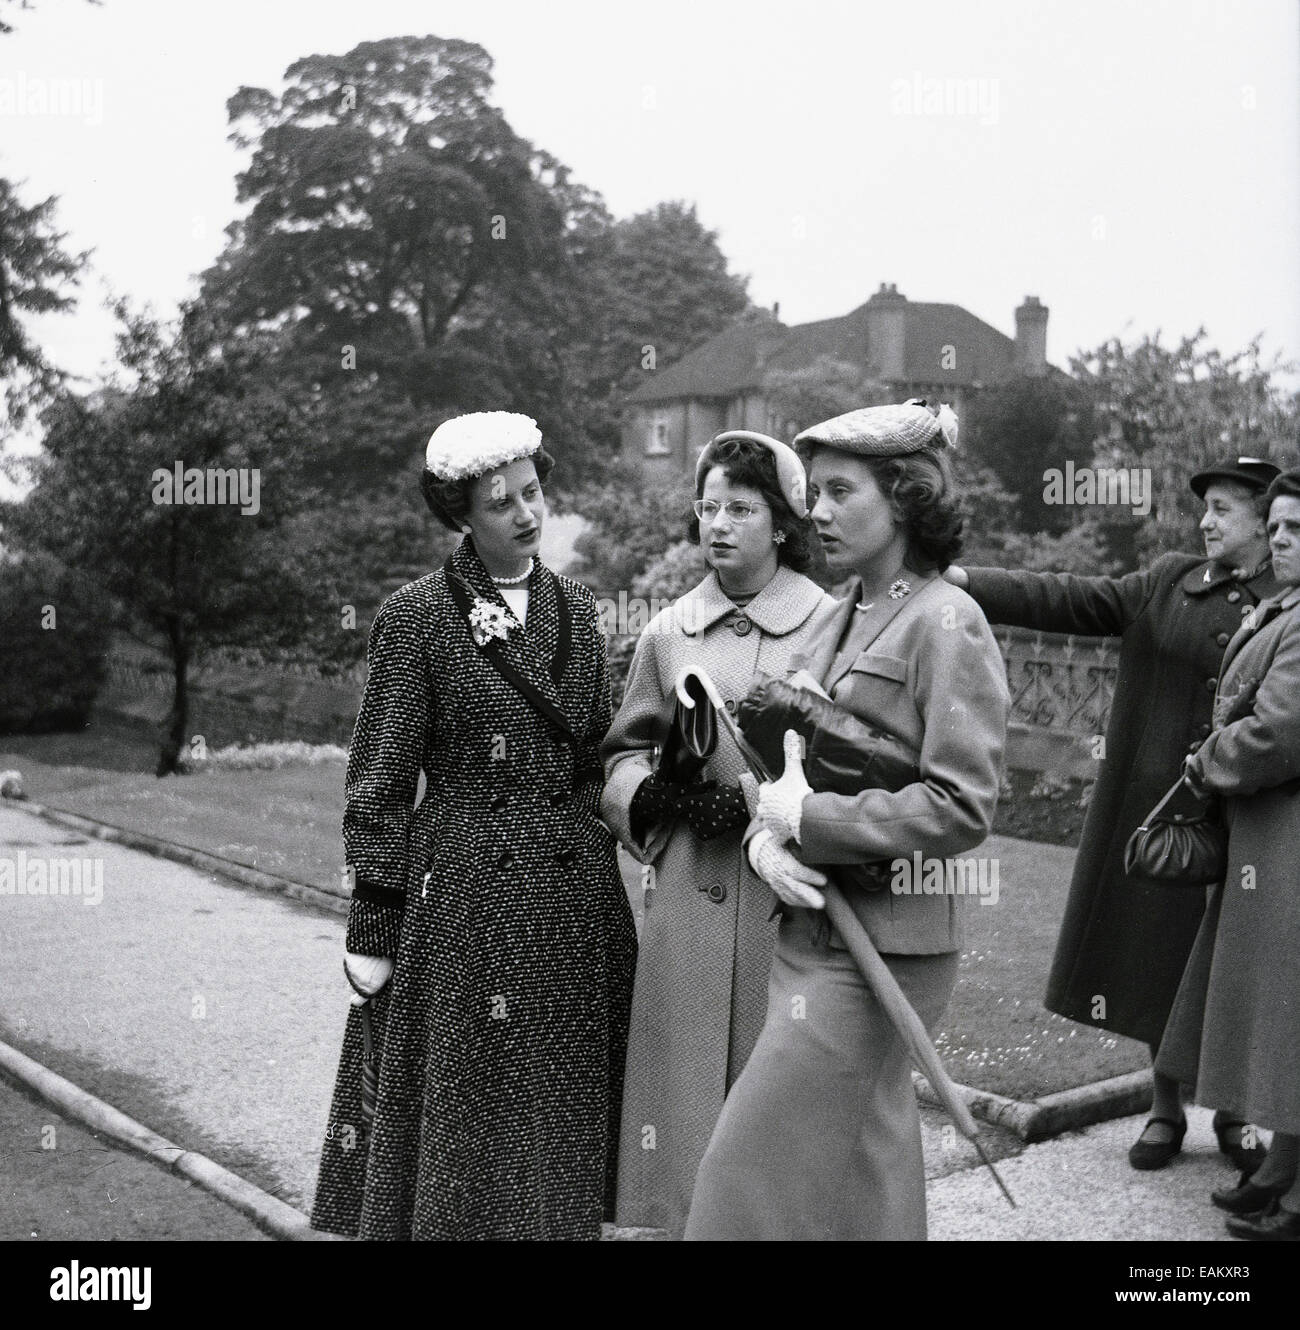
{"left": 685, "top": 400, "right": 1010, "bottom": 1241}
{"left": 1157, "top": 469, "right": 1300, "bottom": 1241}
{"left": 600, "top": 431, "right": 833, "bottom": 1238}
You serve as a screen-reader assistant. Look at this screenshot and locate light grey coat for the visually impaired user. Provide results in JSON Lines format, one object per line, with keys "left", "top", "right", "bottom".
{"left": 599, "top": 563, "right": 834, "bottom": 1237}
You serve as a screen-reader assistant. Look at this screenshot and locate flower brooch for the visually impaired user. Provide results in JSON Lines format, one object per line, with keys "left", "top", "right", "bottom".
{"left": 468, "top": 596, "right": 517, "bottom": 647}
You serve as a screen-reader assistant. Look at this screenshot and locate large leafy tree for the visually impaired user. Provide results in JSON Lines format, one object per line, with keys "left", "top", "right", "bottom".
{"left": 2, "top": 306, "right": 336, "bottom": 774}
{"left": 1069, "top": 331, "right": 1299, "bottom": 559}
{"left": 200, "top": 35, "right": 608, "bottom": 487}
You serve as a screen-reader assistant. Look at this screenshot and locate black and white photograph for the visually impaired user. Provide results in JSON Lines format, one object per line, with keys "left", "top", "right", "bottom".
{"left": 1, "top": 0, "right": 1298, "bottom": 1300}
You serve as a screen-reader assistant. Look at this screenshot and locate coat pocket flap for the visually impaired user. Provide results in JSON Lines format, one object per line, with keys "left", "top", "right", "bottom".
{"left": 849, "top": 652, "right": 908, "bottom": 683}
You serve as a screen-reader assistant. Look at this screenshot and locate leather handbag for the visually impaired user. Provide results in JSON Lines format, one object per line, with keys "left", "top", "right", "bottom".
{"left": 654, "top": 669, "right": 718, "bottom": 787}
{"left": 738, "top": 677, "right": 921, "bottom": 892}
{"left": 1122, "top": 775, "right": 1228, "bottom": 886}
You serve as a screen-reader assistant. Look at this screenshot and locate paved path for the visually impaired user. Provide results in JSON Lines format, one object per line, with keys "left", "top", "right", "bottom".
{"left": 0, "top": 802, "right": 1251, "bottom": 1240}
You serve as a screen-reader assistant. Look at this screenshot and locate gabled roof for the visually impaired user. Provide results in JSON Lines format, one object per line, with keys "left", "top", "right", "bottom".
{"left": 628, "top": 296, "right": 1032, "bottom": 405}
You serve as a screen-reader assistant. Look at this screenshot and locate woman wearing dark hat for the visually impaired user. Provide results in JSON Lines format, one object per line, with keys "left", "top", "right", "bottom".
{"left": 311, "top": 412, "right": 636, "bottom": 1241}
{"left": 684, "top": 401, "right": 1010, "bottom": 1241}
{"left": 599, "top": 431, "right": 833, "bottom": 1239}
{"left": 1157, "top": 469, "right": 1300, "bottom": 1241}
{"left": 945, "top": 455, "right": 1280, "bottom": 1173}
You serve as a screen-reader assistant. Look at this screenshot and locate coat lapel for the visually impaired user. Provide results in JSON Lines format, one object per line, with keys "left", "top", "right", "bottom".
{"left": 447, "top": 540, "right": 575, "bottom": 738}
{"left": 818, "top": 576, "right": 938, "bottom": 693}
{"left": 1220, "top": 586, "right": 1300, "bottom": 675}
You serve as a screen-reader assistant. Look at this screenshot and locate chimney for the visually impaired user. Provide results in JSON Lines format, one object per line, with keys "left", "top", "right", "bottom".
{"left": 865, "top": 282, "right": 907, "bottom": 381}
{"left": 1014, "top": 295, "right": 1049, "bottom": 376}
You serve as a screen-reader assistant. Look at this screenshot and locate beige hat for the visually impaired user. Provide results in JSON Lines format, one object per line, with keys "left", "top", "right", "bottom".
{"left": 696, "top": 430, "right": 808, "bottom": 517}
{"left": 794, "top": 398, "right": 958, "bottom": 458}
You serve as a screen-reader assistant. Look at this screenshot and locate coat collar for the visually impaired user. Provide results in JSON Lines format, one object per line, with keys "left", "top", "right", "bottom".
{"left": 1219, "top": 583, "right": 1300, "bottom": 673}
{"left": 1181, "top": 555, "right": 1279, "bottom": 599}
{"left": 671, "top": 564, "right": 826, "bottom": 637}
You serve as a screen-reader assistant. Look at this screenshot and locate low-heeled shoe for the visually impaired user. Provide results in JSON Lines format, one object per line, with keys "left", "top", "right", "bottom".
{"left": 1128, "top": 1116, "right": 1187, "bottom": 1171}
{"left": 1211, "top": 1172, "right": 1290, "bottom": 1215}
{"left": 1214, "top": 1119, "right": 1269, "bottom": 1174}
{"left": 1225, "top": 1200, "right": 1300, "bottom": 1241}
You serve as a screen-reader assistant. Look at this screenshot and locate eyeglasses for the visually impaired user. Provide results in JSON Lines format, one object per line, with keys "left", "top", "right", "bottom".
{"left": 693, "top": 499, "right": 771, "bottom": 524}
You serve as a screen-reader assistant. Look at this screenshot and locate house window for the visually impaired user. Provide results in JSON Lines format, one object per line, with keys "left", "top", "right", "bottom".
{"left": 646, "top": 416, "right": 671, "bottom": 456}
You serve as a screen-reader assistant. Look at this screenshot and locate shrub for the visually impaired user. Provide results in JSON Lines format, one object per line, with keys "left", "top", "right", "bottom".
{"left": 191, "top": 740, "right": 348, "bottom": 771}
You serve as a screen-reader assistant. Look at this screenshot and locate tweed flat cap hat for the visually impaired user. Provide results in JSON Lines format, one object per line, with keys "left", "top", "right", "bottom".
{"left": 793, "top": 398, "right": 959, "bottom": 458}
{"left": 424, "top": 411, "right": 543, "bottom": 481}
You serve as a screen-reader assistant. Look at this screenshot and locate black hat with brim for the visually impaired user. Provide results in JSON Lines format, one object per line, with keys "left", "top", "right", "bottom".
{"left": 1190, "top": 456, "right": 1281, "bottom": 499}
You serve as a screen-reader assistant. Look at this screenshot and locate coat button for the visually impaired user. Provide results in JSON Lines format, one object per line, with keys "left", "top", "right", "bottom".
{"left": 1227, "top": 589, "right": 1242, "bottom": 603}
{"left": 496, "top": 851, "right": 515, "bottom": 870}
{"left": 732, "top": 616, "right": 752, "bottom": 637}
{"left": 549, "top": 790, "right": 569, "bottom": 807}
{"left": 706, "top": 883, "right": 727, "bottom": 903}
{"left": 556, "top": 848, "right": 575, "bottom": 868}
{"left": 1199, "top": 723, "right": 1211, "bottom": 737}
{"left": 490, "top": 794, "right": 508, "bottom": 813}
{"left": 1205, "top": 677, "right": 1218, "bottom": 693}
{"left": 1215, "top": 632, "right": 1231, "bottom": 647}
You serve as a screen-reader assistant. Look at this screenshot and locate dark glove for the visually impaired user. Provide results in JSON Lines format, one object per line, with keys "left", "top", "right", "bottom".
{"left": 629, "top": 771, "right": 682, "bottom": 843}
{"left": 678, "top": 780, "right": 749, "bottom": 841}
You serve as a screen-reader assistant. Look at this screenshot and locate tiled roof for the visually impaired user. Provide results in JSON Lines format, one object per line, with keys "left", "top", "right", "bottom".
{"left": 627, "top": 297, "right": 1030, "bottom": 405}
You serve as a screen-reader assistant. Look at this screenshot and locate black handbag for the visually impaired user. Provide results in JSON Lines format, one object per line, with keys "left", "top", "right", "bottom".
{"left": 737, "top": 677, "right": 921, "bottom": 892}
{"left": 654, "top": 670, "right": 718, "bottom": 786}
{"left": 1122, "top": 775, "right": 1228, "bottom": 886}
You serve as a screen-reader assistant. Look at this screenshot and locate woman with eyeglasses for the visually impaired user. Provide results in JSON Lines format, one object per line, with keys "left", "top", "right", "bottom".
{"left": 599, "top": 431, "right": 834, "bottom": 1238}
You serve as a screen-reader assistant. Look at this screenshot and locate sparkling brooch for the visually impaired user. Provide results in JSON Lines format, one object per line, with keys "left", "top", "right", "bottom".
{"left": 888, "top": 579, "right": 911, "bottom": 600}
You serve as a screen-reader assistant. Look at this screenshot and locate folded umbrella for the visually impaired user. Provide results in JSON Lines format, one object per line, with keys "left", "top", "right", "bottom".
{"left": 675, "top": 665, "right": 1016, "bottom": 1209}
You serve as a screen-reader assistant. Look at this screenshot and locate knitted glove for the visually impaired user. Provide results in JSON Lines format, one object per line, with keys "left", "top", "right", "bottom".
{"left": 344, "top": 953, "right": 393, "bottom": 1005}
{"left": 754, "top": 729, "right": 812, "bottom": 844}
{"left": 678, "top": 780, "right": 749, "bottom": 841}
{"left": 747, "top": 828, "right": 827, "bottom": 910}
{"left": 628, "top": 771, "right": 682, "bottom": 843}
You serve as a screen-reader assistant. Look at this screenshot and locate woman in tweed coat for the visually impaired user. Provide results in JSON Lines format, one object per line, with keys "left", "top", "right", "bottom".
{"left": 311, "top": 412, "right": 636, "bottom": 1241}
{"left": 600, "top": 432, "right": 833, "bottom": 1238}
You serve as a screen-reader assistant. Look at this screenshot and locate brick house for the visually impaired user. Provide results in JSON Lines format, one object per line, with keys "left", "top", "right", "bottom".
{"left": 622, "top": 283, "right": 1050, "bottom": 483}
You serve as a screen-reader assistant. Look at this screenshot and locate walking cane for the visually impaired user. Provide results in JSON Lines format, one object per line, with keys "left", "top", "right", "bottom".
{"left": 676, "top": 666, "right": 1016, "bottom": 1209}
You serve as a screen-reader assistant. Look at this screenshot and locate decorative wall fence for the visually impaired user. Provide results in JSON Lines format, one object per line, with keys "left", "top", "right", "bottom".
{"left": 97, "top": 627, "right": 1120, "bottom": 775}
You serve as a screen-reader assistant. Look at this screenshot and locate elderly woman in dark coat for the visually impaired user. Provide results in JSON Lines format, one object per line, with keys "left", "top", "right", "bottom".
{"left": 311, "top": 412, "right": 636, "bottom": 1241}
{"left": 1157, "top": 470, "right": 1300, "bottom": 1241}
{"left": 945, "top": 456, "right": 1279, "bottom": 1171}
{"left": 685, "top": 401, "right": 1009, "bottom": 1241}
{"left": 600, "top": 431, "right": 833, "bottom": 1239}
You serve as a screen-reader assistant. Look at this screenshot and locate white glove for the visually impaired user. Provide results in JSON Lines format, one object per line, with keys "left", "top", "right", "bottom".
{"left": 344, "top": 952, "right": 393, "bottom": 1005}
{"left": 747, "top": 828, "right": 827, "bottom": 910}
{"left": 756, "top": 729, "right": 813, "bottom": 844}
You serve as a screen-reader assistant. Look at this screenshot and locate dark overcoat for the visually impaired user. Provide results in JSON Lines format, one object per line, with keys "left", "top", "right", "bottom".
{"left": 311, "top": 538, "right": 636, "bottom": 1241}
{"left": 1157, "top": 587, "right": 1300, "bottom": 1133}
{"left": 966, "top": 554, "right": 1280, "bottom": 1045}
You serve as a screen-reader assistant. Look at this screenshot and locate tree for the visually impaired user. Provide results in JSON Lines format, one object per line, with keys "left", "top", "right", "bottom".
{"left": 965, "top": 373, "right": 1094, "bottom": 533}
{"left": 0, "top": 177, "right": 86, "bottom": 426}
{"left": 1069, "top": 330, "right": 1299, "bottom": 559}
{"left": 762, "top": 355, "right": 892, "bottom": 437}
{"left": 2, "top": 306, "right": 335, "bottom": 774}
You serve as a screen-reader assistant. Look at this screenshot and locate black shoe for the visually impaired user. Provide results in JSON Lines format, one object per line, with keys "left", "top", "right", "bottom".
{"left": 1212, "top": 1172, "right": 1289, "bottom": 1215}
{"left": 1128, "top": 1115, "right": 1187, "bottom": 1171}
{"left": 1214, "top": 1119, "right": 1269, "bottom": 1174}
{"left": 1225, "top": 1199, "right": 1300, "bottom": 1241}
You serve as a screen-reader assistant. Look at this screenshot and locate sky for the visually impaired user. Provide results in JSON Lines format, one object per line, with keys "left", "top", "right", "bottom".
{"left": 2, "top": 0, "right": 1298, "bottom": 431}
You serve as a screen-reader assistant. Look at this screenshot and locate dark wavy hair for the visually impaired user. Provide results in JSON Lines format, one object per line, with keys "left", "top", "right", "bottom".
{"left": 1264, "top": 469, "right": 1300, "bottom": 512}
{"left": 806, "top": 444, "right": 964, "bottom": 572}
{"left": 419, "top": 448, "right": 556, "bottom": 533}
{"left": 687, "top": 436, "right": 815, "bottom": 573}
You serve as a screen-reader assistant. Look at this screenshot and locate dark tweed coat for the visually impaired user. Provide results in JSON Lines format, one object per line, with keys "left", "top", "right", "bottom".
{"left": 311, "top": 538, "right": 636, "bottom": 1241}
{"left": 967, "top": 554, "right": 1280, "bottom": 1046}
{"left": 1157, "top": 587, "right": 1300, "bottom": 1133}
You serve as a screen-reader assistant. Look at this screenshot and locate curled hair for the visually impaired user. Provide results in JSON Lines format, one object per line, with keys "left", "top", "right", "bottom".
{"left": 687, "top": 436, "right": 815, "bottom": 573}
{"left": 420, "top": 447, "right": 555, "bottom": 532}
{"left": 808, "top": 444, "right": 964, "bottom": 572}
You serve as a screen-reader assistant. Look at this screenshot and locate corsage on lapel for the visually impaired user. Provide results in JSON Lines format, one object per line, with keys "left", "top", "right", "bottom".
{"left": 466, "top": 593, "right": 518, "bottom": 648}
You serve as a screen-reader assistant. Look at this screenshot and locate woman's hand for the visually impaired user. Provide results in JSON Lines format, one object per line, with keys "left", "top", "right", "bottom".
{"left": 741, "top": 730, "right": 812, "bottom": 845}
{"left": 677, "top": 780, "right": 749, "bottom": 840}
{"left": 747, "top": 828, "right": 827, "bottom": 910}
{"left": 942, "top": 565, "right": 969, "bottom": 589}
{"left": 344, "top": 952, "right": 393, "bottom": 1005}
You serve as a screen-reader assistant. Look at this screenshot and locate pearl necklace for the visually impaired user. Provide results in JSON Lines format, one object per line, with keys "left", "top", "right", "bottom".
{"left": 490, "top": 558, "right": 534, "bottom": 586}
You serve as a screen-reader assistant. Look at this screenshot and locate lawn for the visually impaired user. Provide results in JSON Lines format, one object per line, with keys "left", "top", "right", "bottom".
{"left": 3, "top": 716, "right": 1149, "bottom": 1101}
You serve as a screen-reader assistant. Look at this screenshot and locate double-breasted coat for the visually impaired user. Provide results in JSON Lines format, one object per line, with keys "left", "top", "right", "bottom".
{"left": 685, "top": 574, "right": 1010, "bottom": 1240}
{"left": 599, "top": 563, "right": 834, "bottom": 1238}
{"left": 1157, "top": 586, "right": 1300, "bottom": 1133}
{"left": 311, "top": 538, "right": 636, "bottom": 1241}
{"left": 965, "top": 554, "right": 1280, "bottom": 1046}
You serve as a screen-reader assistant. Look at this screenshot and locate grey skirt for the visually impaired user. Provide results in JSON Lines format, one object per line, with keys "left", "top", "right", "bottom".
{"left": 684, "top": 909, "right": 959, "bottom": 1241}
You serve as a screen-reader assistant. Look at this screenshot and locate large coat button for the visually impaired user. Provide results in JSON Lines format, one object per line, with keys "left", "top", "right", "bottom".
{"left": 548, "top": 790, "right": 570, "bottom": 807}
{"left": 556, "top": 848, "right": 576, "bottom": 868}
{"left": 1227, "top": 589, "right": 1242, "bottom": 603}
{"left": 1205, "top": 677, "right": 1218, "bottom": 693}
{"left": 496, "top": 851, "right": 515, "bottom": 870}
{"left": 732, "top": 616, "right": 752, "bottom": 637}
{"left": 1215, "top": 631, "right": 1231, "bottom": 647}
{"left": 706, "top": 883, "right": 727, "bottom": 903}
{"left": 490, "top": 794, "right": 509, "bottom": 813}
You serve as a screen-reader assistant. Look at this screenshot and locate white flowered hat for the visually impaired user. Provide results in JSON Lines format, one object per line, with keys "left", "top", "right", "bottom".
{"left": 424, "top": 411, "right": 544, "bottom": 481}
{"left": 794, "top": 399, "right": 959, "bottom": 457}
